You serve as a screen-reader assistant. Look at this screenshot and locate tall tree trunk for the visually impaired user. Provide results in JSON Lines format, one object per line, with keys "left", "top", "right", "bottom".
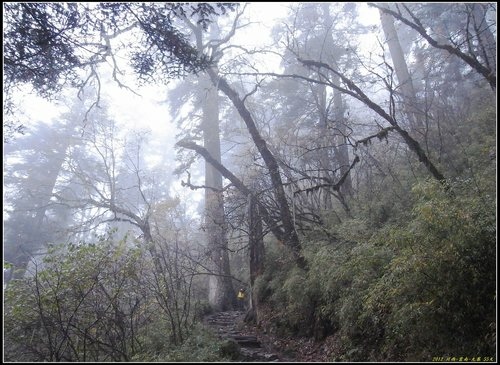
{"left": 470, "top": 4, "right": 496, "bottom": 73}
{"left": 332, "top": 74, "right": 353, "bottom": 196}
{"left": 188, "top": 22, "right": 235, "bottom": 311}
{"left": 200, "top": 71, "right": 235, "bottom": 311}
{"left": 379, "top": 7, "right": 421, "bottom": 132}
{"left": 207, "top": 69, "right": 306, "bottom": 269}
{"left": 247, "top": 193, "right": 264, "bottom": 323}
{"left": 321, "top": 3, "right": 352, "bottom": 197}
{"left": 312, "top": 81, "right": 333, "bottom": 209}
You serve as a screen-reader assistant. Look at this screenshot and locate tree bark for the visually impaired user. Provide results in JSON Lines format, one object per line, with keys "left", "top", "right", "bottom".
{"left": 200, "top": 72, "right": 235, "bottom": 311}
{"left": 322, "top": 3, "right": 352, "bottom": 197}
{"left": 379, "top": 7, "right": 421, "bottom": 131}
{"left": 297, "top": 58, "right": 446, "bottom": 182}
{"left": 188, "top": 22, "right": 235, "bottom": 311}
{"left": 206, "top": 68, "right": 306, "bottom": 269}
{"left": 371, "top": 3, "right": 496, "bottom": 90}
{"left": 248, "top": 193, "right": 264, "bottom": 322}
{"left": 176, "top": 140, "right": 286, "bottom": 244}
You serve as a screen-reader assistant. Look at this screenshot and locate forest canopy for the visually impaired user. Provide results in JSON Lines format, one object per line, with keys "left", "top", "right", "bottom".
{"left": 3, "top": 2, "right": 496, "bottom": 362}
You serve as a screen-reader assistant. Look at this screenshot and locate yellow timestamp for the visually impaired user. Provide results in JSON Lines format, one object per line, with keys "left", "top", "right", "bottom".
{"left": 432, "top": 356, "right": 495, "bottom": 362}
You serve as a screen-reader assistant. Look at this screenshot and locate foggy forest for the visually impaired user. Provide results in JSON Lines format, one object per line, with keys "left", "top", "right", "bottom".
{"left": 3, "top": 2, "right": 497, "bottom": 362}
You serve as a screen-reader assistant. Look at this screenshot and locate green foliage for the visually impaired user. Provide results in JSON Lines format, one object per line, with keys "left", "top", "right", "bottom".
{"left": 360, "top": 179, "right": 496, "bottom": 360}
{"left": 4, "top": 234, "right": 146, "bottom": 361}
{"left": 246, "top": 93, "right": 496, "bottom": 361}
{"left": 3, "top": 278, "right": 41, "bottom": 362}
{"left": 161, "top": 324, "right": 232, "bottom": 362}
{"left": 279, "top": 266, "right": 317, "bottom": 336}
{"left": 193, "top": 299, "right": 215, "bottom": 320}
{"left": 436, "top": 97, "right": 496, "bottom": 181}
{"left": 253, "top": 239, "right": 296, "bottom": 306}
{"left": 3, "top": 231, "right": 221, "bottom": 362}
{"left": 131, "top": 323, "right": 229, "bottom": 362}
{"left": 352, "top": 180, "right": 493, "bottom": 360}
{"left": 253, "top": 240, "right": 317, "bottom": 336}
{"left": 256, "top": 177, "right": 495, "bottom": 361}
{"left": 217, "top": 339, "right": 241, "bottom": 360}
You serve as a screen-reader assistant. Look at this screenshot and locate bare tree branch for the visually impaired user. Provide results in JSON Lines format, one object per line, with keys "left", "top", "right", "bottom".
{"left": 369, "top": 3, "right": 496, "bottom": 90}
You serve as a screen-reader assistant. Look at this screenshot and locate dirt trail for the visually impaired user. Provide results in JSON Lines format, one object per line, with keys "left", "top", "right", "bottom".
{"left": 204, "top": 310, "right": 293, "bottom": 362}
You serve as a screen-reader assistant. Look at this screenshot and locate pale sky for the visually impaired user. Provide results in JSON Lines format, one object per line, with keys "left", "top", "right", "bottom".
{"left": 6, "top": 2, "right": 384, "bottom": 218}
{"left": 10, "top": 2, "right": 381, "bottom": 137}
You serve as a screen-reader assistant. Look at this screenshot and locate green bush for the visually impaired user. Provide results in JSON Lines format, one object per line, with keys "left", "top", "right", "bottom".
{"left": 255, "top": 178, "right": 495, "bottom": 362}
{"left": 4, "top": 235, "right": 151, "bottom": 361}
{"left": 359, "top": 179, "right": 496, "bottom": 361}
{"left": 152, "top": 324, "right": 230, "bottom": 362}
{"left": 193, "top": 300, "right": 215, "bottom": 320}
{"left": 4, "top": 231, "right": 228, "bottom": 362}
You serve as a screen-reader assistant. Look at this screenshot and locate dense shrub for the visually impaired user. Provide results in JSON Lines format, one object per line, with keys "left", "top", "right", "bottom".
{"left": 360, "top": 179, "right": 496, "bottom": 361}
{"left": 3, "top": 232, "right": 229, "bottom": 362}
{"left": 137, "top": 324, "right": 230, "bottom": 362}
{"left": 255, "top": 178, "right": 496, "bottom": 362}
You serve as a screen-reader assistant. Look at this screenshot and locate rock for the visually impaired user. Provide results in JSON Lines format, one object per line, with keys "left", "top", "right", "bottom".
{"left": 205, "top": 311, "right": 284, "bottom": 362}
{"left": 264, "top": 353, "right": 279, "bottom": 361}
{"left": 219, "top": 339, "right": 241, "bottom": 360}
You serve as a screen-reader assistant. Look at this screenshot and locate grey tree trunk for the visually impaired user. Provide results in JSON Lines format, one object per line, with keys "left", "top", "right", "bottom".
{"left": 379, "top": 7, "right": 421, "bottom": 132}
{"left": 247, "top": 193, "right": 264, "bottom": 322}
{"left": 201, "top": 72, "right": 235, "bottom": 311}
{"left": 186, "top": 21, "right": 235, "bottom": 311}
{"left": 332, "top": 80, "right": 352, "bottom": 196}
{"left": 322, "top": 4, "right": 352, "bottom": 197}
{"left": 471, "top": 4, "right": 496, "bottom": 73}
{"left": 207, "top": 69, "right": 306, "bottom": 269}
{"left": 313, "top": 82, "right": 334, "bottom": 209}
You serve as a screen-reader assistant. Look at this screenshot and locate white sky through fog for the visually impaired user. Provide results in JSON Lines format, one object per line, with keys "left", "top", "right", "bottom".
{"left": 6, "top": 2, "right": 382, "bottom": 218}
{"left": 11, "top": 2, "right": 381, "bottom": 144}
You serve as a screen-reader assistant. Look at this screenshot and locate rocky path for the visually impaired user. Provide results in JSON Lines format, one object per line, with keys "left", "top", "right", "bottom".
{"left": 204, "top": 311, "right": 288, "bottom": 362}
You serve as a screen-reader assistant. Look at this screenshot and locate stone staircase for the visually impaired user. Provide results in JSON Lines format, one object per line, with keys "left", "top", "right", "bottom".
{"left": 204, "top": 310, "right": 281, "bottom": 362}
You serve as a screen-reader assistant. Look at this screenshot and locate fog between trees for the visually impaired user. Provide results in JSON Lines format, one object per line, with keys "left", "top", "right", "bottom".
{"left": 3, "top": 3, "right": 496, "bottom": 362}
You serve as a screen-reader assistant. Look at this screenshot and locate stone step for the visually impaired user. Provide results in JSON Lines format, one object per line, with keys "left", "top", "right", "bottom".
{"left": 204, "top": 311, "right": 282, "bottom": 361}
{"left": 234, "top": 340, "right": 261, "bottom": 348}
{"left": 230, "top": 336, "right": 261, "bottom": 348}
{"left": 240, "top": 347, "right": 280, "bottom": 361}
{"left": 230, "top": 335, "right": 259, "bottom": 342}
{"left": 207, "top": 321, "right": 235, "bottom": 326}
